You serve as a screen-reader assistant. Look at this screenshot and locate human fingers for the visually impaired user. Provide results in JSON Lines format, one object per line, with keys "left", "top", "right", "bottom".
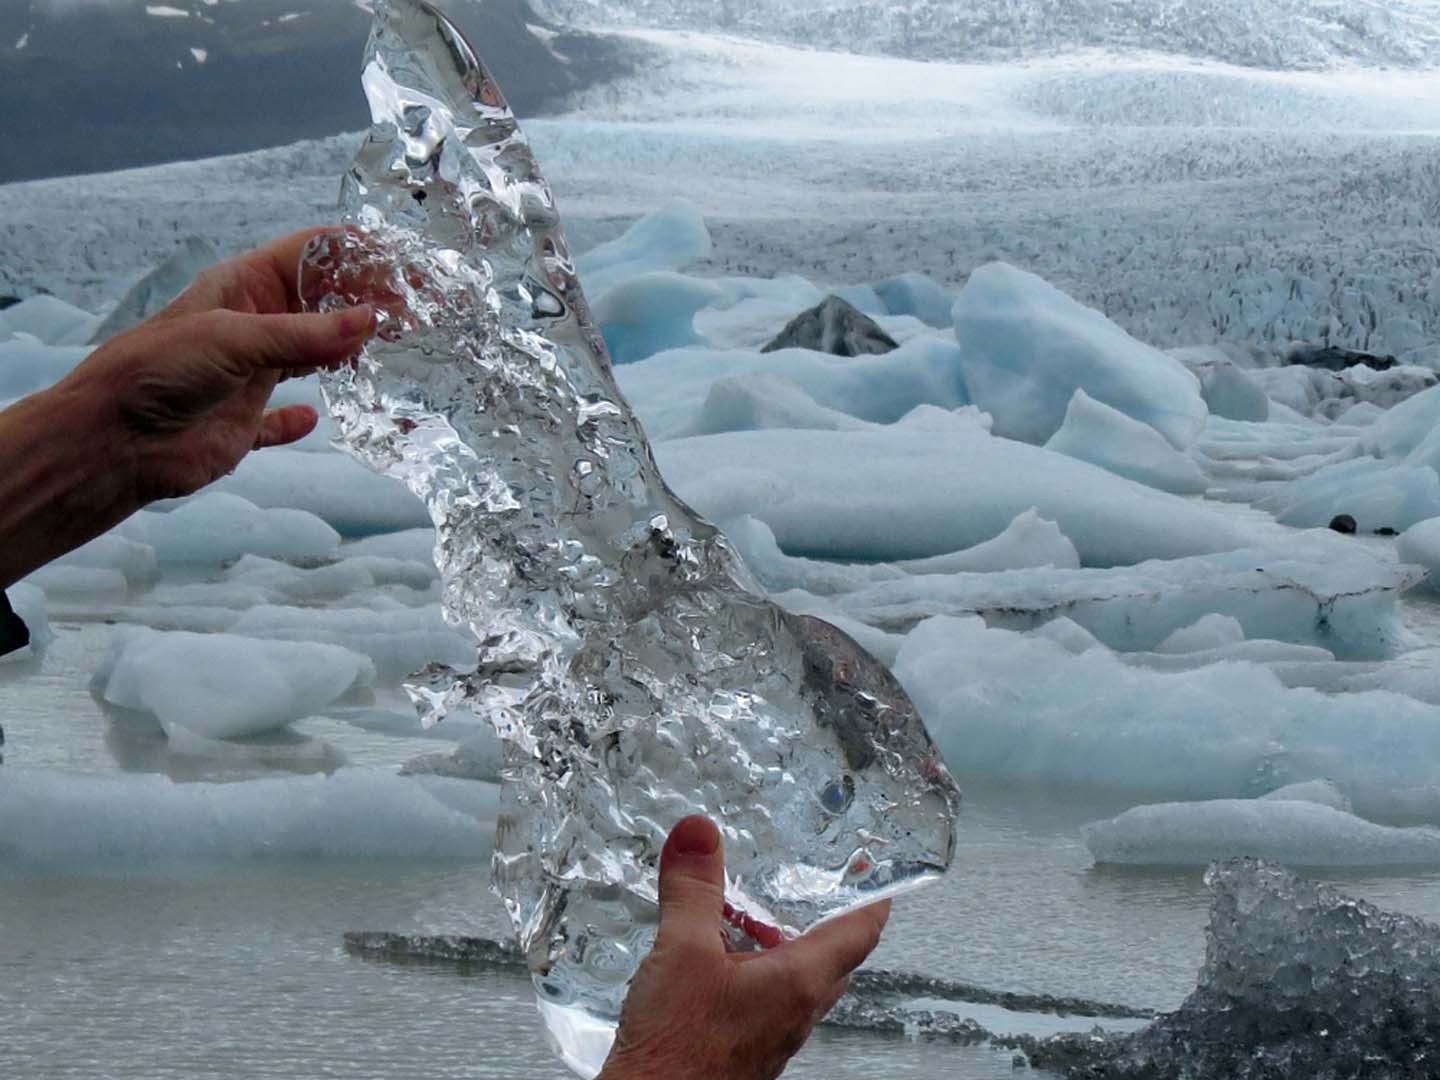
{"left": 191, "top": 305, "right": 373, "bottom": 376}
{"left": 777, "top": 899, "right": 890, "bottom": 987}
{"left": 245, "top": 226, "right": 352, "bottom": 313}
{"left": 653, "top": 816, "right": 728, "bottom": 961}
{"left": 254, "top": 404, "right": 319, "bottom": 450}
{"left": 157, "top": 227, "right": 350, "bottom": 321}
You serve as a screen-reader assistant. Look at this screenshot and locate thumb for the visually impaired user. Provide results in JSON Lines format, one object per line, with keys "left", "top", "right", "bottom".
{"left": 191, "top": 305, "right": 374, "bottom": 375}
{"left": 654, "top": 815, "right": 726, "bottom": 958}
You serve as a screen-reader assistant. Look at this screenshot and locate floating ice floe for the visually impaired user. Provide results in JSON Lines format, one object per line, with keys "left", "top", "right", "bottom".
{"left": 575, "top": 197, "right": 711, "bottom": 296}
{"left": 871, "top": 271, "right": 955, "bottom": 329}
{"left": 953, "top": 261, "right": 1208, "bottom": 449}
{"left": 1044, "top": 389, "right": 1208, "bottom": 495}
{"left": 196, "top": 448, "right": 429, "bottom": 535}
{"left": 591, "top": 271, "right": 725, "bottom": 363}
{"left": 225, "top": 603, "right": 474, "bottom": 681}
{"left": 0, "top": 583, "right": 51, "bottom": 661}
{"left": 1397, "top": 517, "right": 1440, "bottom": 591}
{"left": 722, "top": 509, "right": 1079, "bottom": 598}
{"left": 117, "top": 492, "right": 340, "bottom": 565}
{"left": 0, "top": 294, "right": 99, "bottom": 346}
{"left": 1170, "top": 347, "right": 1269, "bottom": 423}
{"left": 821, "top": 535, "right": 1416, "bottom": 657}
{"left": 895, "top": 614, "right": 1440, "bottom": 815}
{"left": 1235, "top": 383, "right": 1440, "bottom": 532}
{"left": 616, "top": 333, "right": 969, "bottom": 439}
{"left": 97, "top": 629, "right": 375, "bottom": 739}
{"left": 0, "top": 768, "right": 496, "bottom": 868}
{"left": 1083, "top": 789, "right": 1440, "bottom": 869}
{"left": 1028, "top": 860, "right": 1440, "bottom": 1079}
{"left": 0, "top": 338, "right": 89, "bottom": 400}
{"left": 654, "top": 427, "right": 1244, "bottom": 566}
{"left": 1253, "top": 361, "right": 1438, "bottom": 421}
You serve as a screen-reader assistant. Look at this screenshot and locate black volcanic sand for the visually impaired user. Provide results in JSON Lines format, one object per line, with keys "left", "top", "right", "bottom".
{"left": 0, "top": 0, "right": 646, "bottom": 185}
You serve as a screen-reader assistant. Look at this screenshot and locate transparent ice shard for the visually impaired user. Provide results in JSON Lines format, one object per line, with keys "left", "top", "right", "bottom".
{"left": 1025, "top": 858, "right": 1440, "bottom": 1078}
{"left": 298, "top": 1, "right": 959, "bottom": 1074}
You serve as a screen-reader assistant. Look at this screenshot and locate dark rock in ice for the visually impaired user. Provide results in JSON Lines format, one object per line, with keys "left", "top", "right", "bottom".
{"left": 344, "top": 931, "right": 523, "bottom": 970}
{"left": 1329, "top": 514, "right": 1358, "bottom": 534}
{"left": 1025, "top": 859, "right": 1440, "bottom": 1079}
{"left": 762, "top": 295, "right": 899, "bottom": 357}
{"left": 88, "top": 236, "right": 219, "bottom": 344}
{"left": 1287, "top": 343, "right": 1397, "bottom": 372}
{"left": 0, "top": 296, "right": 19, "bottom": 311}
{"left": 1375, "top": 527, "right": 1399, "bottom": 537}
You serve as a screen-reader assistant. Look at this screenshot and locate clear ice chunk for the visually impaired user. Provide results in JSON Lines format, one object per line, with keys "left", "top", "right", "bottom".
{"left": 296, "top": 1, "right": 960, "bottom": 1074}
{"left": 1029, "top": 858, "right": 1440, "bottom": 1078}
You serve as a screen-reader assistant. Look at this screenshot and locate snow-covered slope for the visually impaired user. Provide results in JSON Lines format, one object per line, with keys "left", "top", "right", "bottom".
{"left": 0, "top": 0, "right": 642, "bottom": 184}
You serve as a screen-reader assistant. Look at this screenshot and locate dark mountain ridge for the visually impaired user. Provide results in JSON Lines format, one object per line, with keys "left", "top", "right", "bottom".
{"left": 0, "top": 0, "right": 639, "bottom": 184}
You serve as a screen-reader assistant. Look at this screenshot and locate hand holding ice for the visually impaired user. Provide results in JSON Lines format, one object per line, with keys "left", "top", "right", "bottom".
{"left": 298, "top": 1, "right": 960, "bottom": 1073}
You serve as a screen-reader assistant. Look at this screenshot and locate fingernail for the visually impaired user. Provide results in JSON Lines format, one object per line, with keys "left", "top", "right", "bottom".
{"left": 669, "top": 815, "right": 720, "bottom": 857}
{"left": 337, "top": 304, "right": 373, "bottom": 338}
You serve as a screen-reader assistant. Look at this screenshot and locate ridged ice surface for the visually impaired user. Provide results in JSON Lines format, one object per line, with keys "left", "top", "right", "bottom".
{"left": 297, "top": 1, "right": 959, "bottom": 1074}
{"left": 1028, "top": 859, "right": 1440, "bottom": 1079}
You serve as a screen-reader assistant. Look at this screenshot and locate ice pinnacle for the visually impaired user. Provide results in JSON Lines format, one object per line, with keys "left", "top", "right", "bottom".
{"left": 297, "top": 1, "right": 960, "bottom": 1074}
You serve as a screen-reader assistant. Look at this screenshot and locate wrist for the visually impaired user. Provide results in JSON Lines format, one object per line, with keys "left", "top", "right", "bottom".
{"left": 0, "top": 379, "right": 140, "bottom": 587}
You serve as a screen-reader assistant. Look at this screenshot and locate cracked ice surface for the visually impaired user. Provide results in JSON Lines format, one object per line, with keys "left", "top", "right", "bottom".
{"left": 1032, "top": 859, "right": 1440, "bottom": 1079}
{"left": 297, "top": 1, "right": 959, "bottom": 1073}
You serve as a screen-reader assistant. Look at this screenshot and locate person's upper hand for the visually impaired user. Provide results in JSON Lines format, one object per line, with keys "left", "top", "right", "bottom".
{"left": 598, "top": 816, "right": 890, "bottom": 1080}
{"left": 0, "top": 227, "right": 375, "bottom": 589}
{"left": 63, "top": 226, "right": 373, "bottom": 505}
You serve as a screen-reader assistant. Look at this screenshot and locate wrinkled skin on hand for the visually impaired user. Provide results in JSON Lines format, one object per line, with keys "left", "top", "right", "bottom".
{"left": 67, "top": 227, "right": 374, "bottom": 504}
{"left": 0, "top": 228, "right": 378, "bottom": 590}
{"left": 599, "top": 817, "right": 890, "bottom": 1080}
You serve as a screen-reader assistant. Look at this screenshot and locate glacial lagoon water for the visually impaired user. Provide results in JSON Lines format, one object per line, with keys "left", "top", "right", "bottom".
{"left": 8, "top": 573, "right": 1440, "bottom": 1078}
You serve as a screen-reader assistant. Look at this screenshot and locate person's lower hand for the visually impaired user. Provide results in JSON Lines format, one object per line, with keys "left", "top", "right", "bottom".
{"left": 59, "top": 226, "right": 374, "bottom": 505}
{"left": 597, "top": 816, "right": 890, "bottom": 1080}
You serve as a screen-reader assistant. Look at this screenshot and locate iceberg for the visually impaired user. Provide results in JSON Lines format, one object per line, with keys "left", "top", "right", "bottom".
{"left": 1397, "top": 517, "right": 1440, "bottom": 591}
{"left": 0, "top": 768, "right": 496, "bottom": 868}
{"left": 97, "top": 630, "right": 375, "bottom": 739}
{"left": 1082, "top": 796, "right": 1440, "bottom": 869}
{"left": 590, "top": 270, "right": 724, "bottom": 364}
{"left": 298, "top": 2, "right": 960, "bottom": 1073}
{"left": 1044, "top": 389, "right": 1208, "bottom": 494}
{"left": 117, "top": 492, "right": 341, "bottom": 566}
{"left": 654, "top": 427, "right": 1244, "bottom": 567}
{"left": 952, "top": 261, "right": 1208, "bottom": 449}
{"left": 574, "top": 198, "right": 711, "bottom": 297}
{"left": 616, "top": 333, "right": 969, "bottom": 440}
{"left": 845, "top": 540, "right": 1417, "bottom": 655}
{"left": 894, "top": 614, "right": 1440, "bottom": 815}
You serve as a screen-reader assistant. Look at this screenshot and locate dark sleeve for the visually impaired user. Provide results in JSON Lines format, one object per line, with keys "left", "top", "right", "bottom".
{"left": 0, "top": 591, "right": 30, "bottom": 658}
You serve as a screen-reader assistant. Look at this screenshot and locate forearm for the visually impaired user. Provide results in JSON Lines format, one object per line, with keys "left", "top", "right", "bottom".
{"left": 0, "top": 382, "right": 139, "bottom": 589}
